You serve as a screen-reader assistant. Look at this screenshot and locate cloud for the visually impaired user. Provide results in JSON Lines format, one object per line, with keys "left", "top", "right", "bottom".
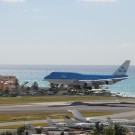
{"left": 1, "top": 0, "right": 25, "bottom": 3}
{"left": 116, "top": 43, "right": 134, "bottom": 49}
{"left": 77, "top": 0, "right": 118, "bottom": 2}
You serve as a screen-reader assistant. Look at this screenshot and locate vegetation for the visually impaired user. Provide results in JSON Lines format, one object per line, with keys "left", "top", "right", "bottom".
{"left": 1, "top": 131, "right": 16, "bottom": 135}
{"left": 31, "top": 81, "right": 39, "bottom": 91}
{"left": 89, "top": 122, "right": 128, "bottom": 135}
{"left": 17, "top": 125, "right": 25, "bottom": 135}
{"left": 14, "top": 79, "right": 20, "bottom": 89}
{"left": 91, "top": 122, "right": 104, "bottom": 135}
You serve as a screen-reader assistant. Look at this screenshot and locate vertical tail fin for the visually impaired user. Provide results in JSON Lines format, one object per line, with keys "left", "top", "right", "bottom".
{"left": 47, "top": 117, "right": 68, "bottom": 130}
{"left": 68, "top": 110, "right": 87, "bottom": 122}
{"left": 113, "top": 60, "right": 130, "bottom": 76}
{"left": 63, "top": 116, "right": 76, "bottom": 127}
{"left": 25, "top": 123, "right": 37, "bottom": 134}
{"left": 47, "top": 117, "right": 56, "bottom": 127}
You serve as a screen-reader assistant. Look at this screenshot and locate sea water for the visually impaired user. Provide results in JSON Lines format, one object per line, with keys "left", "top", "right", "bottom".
{"left": 0, "top": 65, "right": 135, "bottom": 96}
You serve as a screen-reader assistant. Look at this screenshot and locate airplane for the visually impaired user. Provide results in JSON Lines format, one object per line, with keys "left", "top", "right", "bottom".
{"left": 24, "top": 123, "right": 37, "bottom": 134}
{"left": 63, "top": 116, "right": 96, "bottom": 129}
{"left": 47, "top": 117, "right": 69, "bottom": 130}
{"left": 122, "top": 125, "right": 135, "bottom": 133}
{"left": 68, "top": 110, "right": 128, "bottom": 124}
{"left": 107, "top": 117, "right": 135, "bottom": 126}
{"left": 68, "top": 109, "right": 107, "bottom": 123}
{"left": 44, "top": 60, "right": 131, "bottom": 88}
{"left": 47, "top": 116, "right": 102, "bottom": 130}
{"left": 25, "top": 122, "right": 64, "bottom": 132}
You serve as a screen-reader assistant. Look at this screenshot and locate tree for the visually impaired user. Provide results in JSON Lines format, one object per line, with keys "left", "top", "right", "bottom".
{"left": 49, "top": 83, "right": 59, "bottom": 94}
{"left": 89, "top": 123, "right": 128, "bottom": 135}
{"left": 21, "top": 81, "right": 29, "bottom": 91}
{"left": 14, "top": 78, "right": 20, "bottom": 90}
{"left": 50, "top": 83, "right": 56, "bottom": 89}
{"left": 1, "top": 131, "right": 16, "bottom": 135}
{"left": 31, "top": 81, "right": 38, "bottom": 91}
{"left": 114, "top": 124, "right": 127, "bottom": 135}
{"left": 92, "top": 122, "right": 104, "bottom": 135}
{"left": 4, "top": 87, "right": 10, "bottom": 95}
{"left": 103, "top": 126, "right": 114, "bottom": 135}
{"left": 17, "top": 125, "right": 25, "bottom": 135}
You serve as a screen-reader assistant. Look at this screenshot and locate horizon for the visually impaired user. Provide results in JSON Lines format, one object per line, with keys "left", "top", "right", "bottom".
{"left": 0, "top": 64, "right": 135, "bottom": 66}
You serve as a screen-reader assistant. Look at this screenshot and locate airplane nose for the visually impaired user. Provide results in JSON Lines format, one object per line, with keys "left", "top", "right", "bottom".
{"left": 44, "top": 76, "right": 48, "bottom": 80}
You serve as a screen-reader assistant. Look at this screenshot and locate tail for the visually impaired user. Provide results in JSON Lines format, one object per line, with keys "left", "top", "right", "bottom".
{"left": 47, "top": 117, "right": 68, "bottom": 130}
{"left": 25, "top": 123, "right": 37, "bottom": 134}
{"left": 113, "top": 60, "right": 130, "bottom": 76}
{"left": 63, "top": 116, "right": 76, "bottom": 127}
{"left": 68, "top": 110, "right": 87, "bottom": 122}
{"left": 47, "top": 117, "right": 57, "bottom": 127}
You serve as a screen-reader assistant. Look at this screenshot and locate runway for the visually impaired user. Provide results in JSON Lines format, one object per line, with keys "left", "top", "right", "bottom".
{"left": 1, "top": 100, "right": 135, "bottom": 126}
{"left": 0, "top": 100, "right": 135, "bottom": 114}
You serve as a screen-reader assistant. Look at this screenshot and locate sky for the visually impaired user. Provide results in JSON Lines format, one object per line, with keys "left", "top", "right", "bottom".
{"left": 0, "top": 0, "right": 135, "bottom": 65}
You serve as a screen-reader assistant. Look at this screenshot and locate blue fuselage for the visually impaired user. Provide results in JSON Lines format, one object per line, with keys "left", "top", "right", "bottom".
{"left": 44, "top": 72, "right": 127, "bottom": 85}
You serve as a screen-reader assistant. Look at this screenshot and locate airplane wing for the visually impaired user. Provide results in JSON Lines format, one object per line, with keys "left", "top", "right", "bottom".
{"left": 79, "top": 76, "right": 135, "bottom": 85}
{"left": 79, "top": 76, "right": 134, "bottom": 82}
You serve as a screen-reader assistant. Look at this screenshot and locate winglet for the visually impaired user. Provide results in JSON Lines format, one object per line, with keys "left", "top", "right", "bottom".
{"left": 113, "top": 60, "right": 130, "bottom": 76}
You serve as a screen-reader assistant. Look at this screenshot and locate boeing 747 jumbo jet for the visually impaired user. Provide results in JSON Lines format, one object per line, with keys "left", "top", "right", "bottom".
{"left": 44, "top": 60, "right": 131, "bottom": 88}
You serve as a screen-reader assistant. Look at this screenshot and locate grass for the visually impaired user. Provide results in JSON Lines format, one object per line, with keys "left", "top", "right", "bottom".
{"left": 0, "top": 95, "right": 133, "bottom": 104}
{"left": 0, "top": 111, "right": 113, "bottom": 123}
{"left": 0, "top": 123, "right": 48, "bottom": 129}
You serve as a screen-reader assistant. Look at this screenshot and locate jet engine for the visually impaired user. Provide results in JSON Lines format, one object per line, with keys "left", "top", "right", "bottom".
{"left": 84, "top": 82, "right": 92, "bottom": 87}
{"left": 84, "top": 82, "right": 93, "bottom": 89}
{"left": 105, "top": 80, "right": 114, "bottom": 85}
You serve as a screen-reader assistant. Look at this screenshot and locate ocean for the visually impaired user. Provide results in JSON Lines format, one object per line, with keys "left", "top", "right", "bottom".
{"left": 0, "top": 65, "right": 135, "bottom": 96}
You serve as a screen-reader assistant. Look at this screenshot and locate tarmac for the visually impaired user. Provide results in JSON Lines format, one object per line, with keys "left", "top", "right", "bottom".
{"left": 0, "top": 100, "right": 135, "bottom": 112}
{"left": 1, "top": 100, "right": 135, "bottom": 126}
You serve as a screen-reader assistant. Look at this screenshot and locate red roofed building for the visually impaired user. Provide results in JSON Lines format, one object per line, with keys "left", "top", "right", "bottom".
{"left": 0, "top": 76, "right": 16, "bottom": 91}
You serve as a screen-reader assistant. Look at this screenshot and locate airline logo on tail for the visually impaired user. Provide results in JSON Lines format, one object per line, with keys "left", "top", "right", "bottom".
{"left": 119, "top": 67, "right": 127, "bottom": 73}
{"left": 114, "top": 60, "right": 130, "bottom": 75}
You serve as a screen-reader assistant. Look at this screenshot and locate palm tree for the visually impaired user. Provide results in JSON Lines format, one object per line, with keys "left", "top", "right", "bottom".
{"left": 91, "top": 122, "right": 104, "bottom": 135}
{"left": 49, "top": 83, "right": 58, "bottom": 94}
{"left": 17, "top": 126, "right": 25, "bottom": 135}
{"left": 103, "top": 126, "right": 114, "bottom": 135}
{"left": 14, "top": 78, "right": 20, "bottom": 90}
{"left": 89, "top": 123, "right": 128, "bottom": 135}
{"left": 31, "top": 81, "right": 39, "bottom": 91}
{"left": 114, "top": 124, "right": 127, "bottom": 135}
